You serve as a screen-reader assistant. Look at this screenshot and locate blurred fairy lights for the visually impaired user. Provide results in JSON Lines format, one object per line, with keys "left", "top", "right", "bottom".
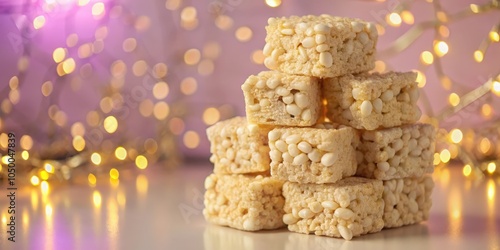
{"left": 366, "top": 0, "right": 500, "bottom": 180}
{"left": 0, "top": 0, "right": 499, "bottom": 188}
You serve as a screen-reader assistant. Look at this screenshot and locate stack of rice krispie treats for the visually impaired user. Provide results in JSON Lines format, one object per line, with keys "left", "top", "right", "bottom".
{"left": 204, "top": 14, "right": 436, "bottom": 240}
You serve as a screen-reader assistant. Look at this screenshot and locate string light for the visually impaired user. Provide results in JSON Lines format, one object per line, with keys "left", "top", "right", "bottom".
{"left": 266, "top": 0, "right": 282, "bottom": 7}
{"left": 487, "top": 162, "right": 496, "bottom": 174}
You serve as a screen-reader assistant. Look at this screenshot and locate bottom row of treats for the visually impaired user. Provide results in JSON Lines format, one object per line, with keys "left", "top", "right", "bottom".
{"left": 203, "top": 173, "right": 434, "bottom": 240}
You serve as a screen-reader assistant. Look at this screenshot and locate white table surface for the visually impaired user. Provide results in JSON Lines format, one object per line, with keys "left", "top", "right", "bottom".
{"left": 0, "top": 162, "right": 499, "bottom": 250}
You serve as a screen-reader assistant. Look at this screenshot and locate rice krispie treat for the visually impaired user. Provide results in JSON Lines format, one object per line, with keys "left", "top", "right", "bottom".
{"left": 203, "top": 173, "right": 285, "bottom": 231}
{"left": 269, "top": 123, "right": 358, "bottom": 184}
{"left": 323, "top": 71, "right": 421, "bottom": 130}
{"left": 356, "top": 123, "right": 436, "bottom": 180}
{"left": 282, "top": 177, "right": 384, "bottom": 240}
{"left": 383, "top": 176, "right": 434, "bottom": 228}
{"left": 241, "top": 71, "right": 321, "bottom": 127}
{"left": 263, "top": 15, "right": 377, "bottom": 78}
{"left": 206, "top": 116, "right": 271, "bottom": 174}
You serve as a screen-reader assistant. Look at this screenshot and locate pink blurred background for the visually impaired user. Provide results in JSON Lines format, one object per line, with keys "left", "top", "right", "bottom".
{"left": 0, "top": 0, "right": 499, "bottom": 159}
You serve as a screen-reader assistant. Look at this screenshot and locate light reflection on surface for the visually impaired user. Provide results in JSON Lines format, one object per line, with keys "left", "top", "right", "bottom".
{"left": 136, "top": 174, "right": 148, "bottom": 198}
{"left": 107, "top": 199, "right": 120, "bottom": 250}
{"left": 23, "top": 209, "right": 29, "bottom": 236}
{"left": 447, "top": 185, "right": 463, "bottom": 240}
{"left": 437, "top": 167, "right": 450, "bottom": 187}
{"left": 31, "top": 188, "right": 39, "bottom": 211}
{"left": 117, "top": 190, "right": 126, "bottom": 208}
{"left": 93, "top": 190, "right": 102, "bottom": 208}
{"left": 93, "top": 190, "right": 102, "bottom": 238}
{"left": 45, "top": 203, "right": 54, "bottom": 250}
{"left": 487, "top": 179, "right": 498, "bottom": 249}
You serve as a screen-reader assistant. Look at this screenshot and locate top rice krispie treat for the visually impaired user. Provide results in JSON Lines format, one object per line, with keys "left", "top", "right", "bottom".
{"left": 263, "top": 15, "right": 377, "bottom": 78}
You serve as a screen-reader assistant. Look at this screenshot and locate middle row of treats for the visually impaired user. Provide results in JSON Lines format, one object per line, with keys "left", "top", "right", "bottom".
{"left": 241, "top": 70, "right": 421, "bottom": 130}
{"left": 207, "top": 116, "right": 435, "bottom": 183}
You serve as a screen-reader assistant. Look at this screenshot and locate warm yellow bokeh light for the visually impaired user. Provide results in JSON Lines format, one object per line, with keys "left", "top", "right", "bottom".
{"left": 91, "top": 152, "right": 102, "bottom": 165}
{"left": 434, "top": 41, "right": 449, "bottom": 57}
{"left": 448, "top": 93, "right": 460, "bottom": 107}
{"left": 62, "top": 58, "right": 76, "bottom": 74}
{"left": 111, "top": 60, "right": 127, "bottom": 78}
{"left": 78, "top": 43, "right": 92, "bottom": 59}
{"left": 180, "top": 77, "right": 197, "bottom": 95}
{"left": 214, "top": 15, "right": 233, "bottom": 30}
{"left": 66, "top": 33, "right": 79, "bottom": 47}
{"left": 492, "top": 81, "right": 500, "bottom": 96}
{"left": 72, "top": 135, "right": 86, "bottom": 151}
{"left": 153, "top": 101, "right": 170, "bottom": 120}
{"left": 481, "top": 103, "right": 493, "bottom": 118}
{"left": 235, "top": 26, "right": 253, "bottom": 42}
{"left": 203, "top": 107, "right": 221, "bottom": 125}
{"left": 153, "top": 63, "right": 168, "bottom": 78}
{"left": 463, "top": 164, "right": 472, "bottom": 177}
{"left": 474, "top": 50, "right": 484, "bottom": 62}
{"left": 387, "top": 13, "right": 402, "bottom": 27}
{"left": 183, "top": 130, "right": 200, "bottom": 149}
{"left": 144, "top": 139, "right": 158, "bottom": 154}
{"left": 41, "top": 181, "right": 49, "bottom": 195}
{"left": 165, "top": 0, "right": 181, "bottom": 10}
{"left": 135, "top": 155, "right": 148, "bottom": 169}
{"left": 139, "top": 99, "right": 154, "bottom": 117}
{"left": 265, "top": 0, "right": 282, "bottom": 7}
{"left": 78, "top": 0, "right": 90, "bottom": 6}
{"left": 8, "top": 89, "right": 19, "bottom": 105}
{"left": 374, "top": 60, "right": 386, "bottom": 73}
{"left": 132, "top": 60, "right": 148, "bottom": 76}
{"left": 53, "top": 48, "right": 66, "bottom": 63}
{"left": 31, "top": 176, "right": 40, "bottom": 186}
{"left": 92, "top": 2, "right": 105, "bottom": 16}
{"left": 470, "top": 4, "right": 480, "bottom": 13}
{"left": 401, "top": 10, "right": 414, "bottom": 24}
{"left": 251, "top": 50, "right": 265, "bottom": 64}
{"left": 439, "top": 25, "right": 450, "bottom": 37}
{"left": 103, "top": 116, "right": 118, "bottom": 133}
{"left": 44, "top": 163, "right": 54, "bottom": 173}
{"left": 135, "top": 16, "right": 151, "bottom": 32}
{"left": 181, "top": 6, "right": 197, "bottom": 21}
{"left": 123, "top": 38, "right": 137, "bottom": 52}
{"left": 450, "top": 129, "right": 463, "bottom": 144}
{"left": 479, "top": 138, "right": 491, "bottom": 154}
{"left": 40, "top": 170, "right": 49, "bottom": 181}
{"left": 115, "top": 146, "right": 127, "bottom": 160}
{"left": 88, "top": 173, "right": 97, "bottom": 186}
{"left": 197, "top": 59, "right": 214, "bottom": 76}
{"left": 71, "top": 122, "right": 85, "bottom": 137}
{"left": 184, "top": 49, "right": 201, "bottom": 65}
{"left": 33, "top": 15, "right": 46, "bottom": 29}
{"left": 169, "top": 118, "right": 185, "bottom": 135}
{"left": 41, "top": 81, "right": 53, "bottom": 97}
{"left": 489, "top": 31, "right": 500, "bottom": 42}
{"left": 153, "top": 82, "right": 169, "bottom": 99}
{"left": 440, "top": 149, "right": 451, "bottom": 163}
{"left": 487, "top": 162, "right": 497, "bottom": 174}
{"left": 9, "top": 76, "right": 18, "bottom": 90}
{"left": 93, "top": 191, "right": 102, "bottom": 207}
{"left": 436, "top": 11, "right": 448, "bottom": 22}
{"left": 440, "top": 76, "right": 452, "bottom": 90}
{"left": 203, "top": 42, "right": 221, "bottom": 59}
{"left": 20, "top": 135, "right": 33, "bottom": 150}
{"left": 110, "top": 168, "right": 119, "bottom": 180}
{"left": 86, "top": 111, "right": 100, "bottom": 127}
{"left": 420, "top": 51, "right": 434, "bottom": 65}
{"left": 21, "top": 150, "right": 29, "bottom": 160}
